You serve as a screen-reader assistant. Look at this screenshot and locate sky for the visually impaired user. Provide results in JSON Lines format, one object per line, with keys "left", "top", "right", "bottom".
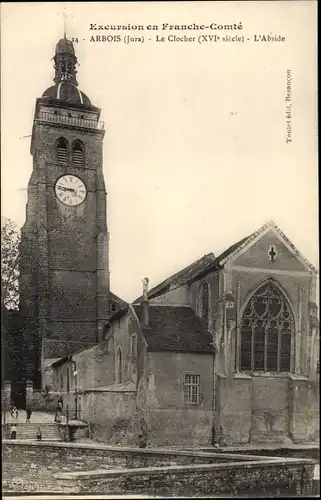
{"left": 1, "top": 2, "right": 318, "bottom": 302}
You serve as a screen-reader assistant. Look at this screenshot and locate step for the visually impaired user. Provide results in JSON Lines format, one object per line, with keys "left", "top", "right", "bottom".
{"left": 5, "top": 423, "right": 63, "bottom": 441}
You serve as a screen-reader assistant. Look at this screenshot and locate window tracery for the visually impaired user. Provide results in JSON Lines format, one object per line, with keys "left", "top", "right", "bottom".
{"left": 240, "top": 281, "right": 293, "bottom": 372}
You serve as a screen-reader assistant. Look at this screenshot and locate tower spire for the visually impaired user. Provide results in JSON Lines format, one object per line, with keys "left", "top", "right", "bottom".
{"left": 63, "top": 5, "right": 67, "bottom": 38}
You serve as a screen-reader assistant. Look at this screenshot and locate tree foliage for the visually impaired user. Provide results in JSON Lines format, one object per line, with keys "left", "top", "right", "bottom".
{"left": 1, "top": 217, "right": 20, "bottom": 309}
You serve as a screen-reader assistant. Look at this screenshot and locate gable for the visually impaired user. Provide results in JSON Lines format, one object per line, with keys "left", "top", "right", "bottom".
{"left": 230, "top": 229, "right": 310, "bottom": 272}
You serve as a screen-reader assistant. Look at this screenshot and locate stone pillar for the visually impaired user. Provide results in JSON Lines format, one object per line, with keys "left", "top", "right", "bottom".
{"left": 2, "top": 380, "right": 11, "bottom": 409}
{"left": 26, "top": 380, "right": 34, "bottom": 408}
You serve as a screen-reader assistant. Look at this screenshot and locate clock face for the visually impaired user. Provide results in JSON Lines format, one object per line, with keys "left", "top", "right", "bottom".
{"left": 55, "top": 175, "right": 87, "bottom": 206}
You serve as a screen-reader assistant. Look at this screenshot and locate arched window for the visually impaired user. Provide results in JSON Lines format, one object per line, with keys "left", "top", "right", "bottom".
{"left": 56, "top": 137, "right": 68, "bottom": 164}
{"left": 199, "top": 282, "right": 210, "bottom": 328}
{"left": 72, "top": 140, "right": 84, "bottom": 166}
{"left": 115, "top": 347, "right": 123, "bottom": 384}
{"left": 240, "top": 281, "right": 294, "bottom": 372}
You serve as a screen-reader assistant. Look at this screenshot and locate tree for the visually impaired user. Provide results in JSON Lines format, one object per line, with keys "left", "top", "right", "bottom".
{"left": 1, "top": 217, "right": 20, "bottom": 309}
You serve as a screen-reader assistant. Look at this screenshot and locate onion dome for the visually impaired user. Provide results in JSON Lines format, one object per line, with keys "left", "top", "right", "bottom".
{"left": 42, "top": 81, "right": 91, "bottom": 105}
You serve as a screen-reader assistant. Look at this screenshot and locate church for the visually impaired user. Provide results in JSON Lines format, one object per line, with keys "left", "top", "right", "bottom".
{"left": 50, "top": 219, "right": 320, "bottom": 446}
{"left": 3, "top": 35, "right": 320, "bottom": 446}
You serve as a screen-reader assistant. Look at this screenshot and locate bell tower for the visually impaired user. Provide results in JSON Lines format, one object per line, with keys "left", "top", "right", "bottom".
{"left": 19, "top": 35, "right": 111, "bottom": 389}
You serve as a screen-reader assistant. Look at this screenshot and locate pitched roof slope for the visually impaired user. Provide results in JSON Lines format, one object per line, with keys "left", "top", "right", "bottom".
{"left": 109, "top": 291, "right": 128, "bottom": 307}
{"left": 134, "top": 253, "right": 216, "bottom": 303}
{"left": 133, "top": 305, "right": 215, "bottom": 354}
{"left": 136, "top": 221, "right": 318, "bottom": 302}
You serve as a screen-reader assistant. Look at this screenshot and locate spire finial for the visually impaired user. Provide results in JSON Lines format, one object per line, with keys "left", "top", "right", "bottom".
{"left": 63, "top": 5, "right": 67, "bottom": 38}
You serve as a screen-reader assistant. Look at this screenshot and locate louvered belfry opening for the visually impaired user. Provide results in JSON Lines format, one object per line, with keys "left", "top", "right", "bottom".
{"left": 56, "top": 137, "right": 68, "bottom": 164}
{"left": 72, "top": 141, "right": 84, "bottom": 166}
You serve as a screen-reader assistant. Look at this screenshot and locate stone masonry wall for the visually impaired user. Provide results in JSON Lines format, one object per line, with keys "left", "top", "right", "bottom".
{"left": 2, "top": 442, "right": 315, "bottom": 496}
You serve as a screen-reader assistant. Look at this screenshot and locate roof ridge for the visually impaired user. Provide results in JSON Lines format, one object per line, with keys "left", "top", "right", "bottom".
{"left": 133, "top": 252, "right": 216, "bottom": 303}
{"left": 219, "top": 220, "right": 318, "bottom": 273}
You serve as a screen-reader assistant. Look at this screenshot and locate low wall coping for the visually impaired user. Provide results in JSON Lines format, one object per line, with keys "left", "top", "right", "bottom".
{"left": 233, "top": 372, "right": 252, "bottom": 380}
{"left": 53, "top": 458, "right": 317, "bottom": 481}
{"left": 288, "top": 374, "right": 311, "bottom": 381}
{"left": 3, "top": 440, "right": 316, "bottom": 464}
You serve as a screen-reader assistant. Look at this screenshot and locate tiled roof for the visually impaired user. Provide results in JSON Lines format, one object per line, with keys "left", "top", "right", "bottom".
{"left": 109, "top": 291, "right": 128, "bottom": 307}
{"left": 133, "top": 305, "right": 215, "bottom": 354}
{"left": 134, "top": 253, "right": 216, "bottom": 303}
{"left": 215, "top": 235, "right": 251, "bottom": 263}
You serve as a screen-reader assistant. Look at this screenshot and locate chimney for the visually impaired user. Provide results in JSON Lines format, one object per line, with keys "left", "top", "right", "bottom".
{"left": 142, "top": 277, "right": 149, "bottom": 328}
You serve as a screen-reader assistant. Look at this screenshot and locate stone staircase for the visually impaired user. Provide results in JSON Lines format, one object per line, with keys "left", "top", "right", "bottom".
{"left": 6, "top": 423, "right": 62, "bottom": 441}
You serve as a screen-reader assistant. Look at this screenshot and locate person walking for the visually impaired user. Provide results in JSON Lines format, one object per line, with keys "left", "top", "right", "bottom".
{"left": 10, "top": 424, "right": 17, "bottom": 439}
{"left": 36, "top": 427, "right": 42, "bottom": 441}
{"left": 26, "top": 408, "right": 32, "bottom": 423}
{"left": 10, "top": 406, "right": 18, "bottom": 419}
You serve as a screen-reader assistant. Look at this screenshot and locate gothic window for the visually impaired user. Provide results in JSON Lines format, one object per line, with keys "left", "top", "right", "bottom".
{"left": 184, "top": 374, "right": 200, "bottom": 404}
{"left": 199, "top": 281, "right": 210, "bottom": 328}
{"left": 56, "top": 137, "right": 68, "bottom": 164}
{"left": 240, "top": 281, "right": 294, "bottom": 372}
{"left": 115, "top": 347, "right": 123, "bottom": 384}
{"left": 72, "top": 141, "right": 84, "bottom": 166}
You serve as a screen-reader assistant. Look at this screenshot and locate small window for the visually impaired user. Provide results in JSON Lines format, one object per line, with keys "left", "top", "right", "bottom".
{"left": 56, "top": 137, "right": 68, "bottom": 164}
{"left": 72, "top": 140, "right": 84, "bottom": 167}
{"left": 184, "top": 374, "right": 200, "bottom": 404}
{"left": 131, "top": 334, "right": 137, "bottom": 357}
{"left": 199, "top": 282, "right": 210, "bottom": 328}
{"left": 115, "top": 347, "right": 123, "bottom": 384}
{"left": 66, "top": 367, "right": 70, "bottom": 393}
{"left": 109, "top": 302, "right": 117, "bottom": 312}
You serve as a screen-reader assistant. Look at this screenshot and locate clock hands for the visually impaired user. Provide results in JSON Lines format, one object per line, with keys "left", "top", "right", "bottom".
{"left": 57, "top": 185, "right": 76, "bottom": 193}
{"left": 55, "top": 176, "right": 86, "bottom": 206}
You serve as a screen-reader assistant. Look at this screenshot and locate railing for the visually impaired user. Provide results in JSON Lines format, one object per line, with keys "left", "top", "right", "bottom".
{"left": 61, "top": 405, "right": 85, "bottom": 423}
{"left": 36, "top": 112, "right": 105, "bottom": 130}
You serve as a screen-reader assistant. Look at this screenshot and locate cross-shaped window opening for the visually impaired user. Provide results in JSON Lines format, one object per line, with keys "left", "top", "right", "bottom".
{"left": 268, "top": 245, "right": 277, "bottom": 262}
